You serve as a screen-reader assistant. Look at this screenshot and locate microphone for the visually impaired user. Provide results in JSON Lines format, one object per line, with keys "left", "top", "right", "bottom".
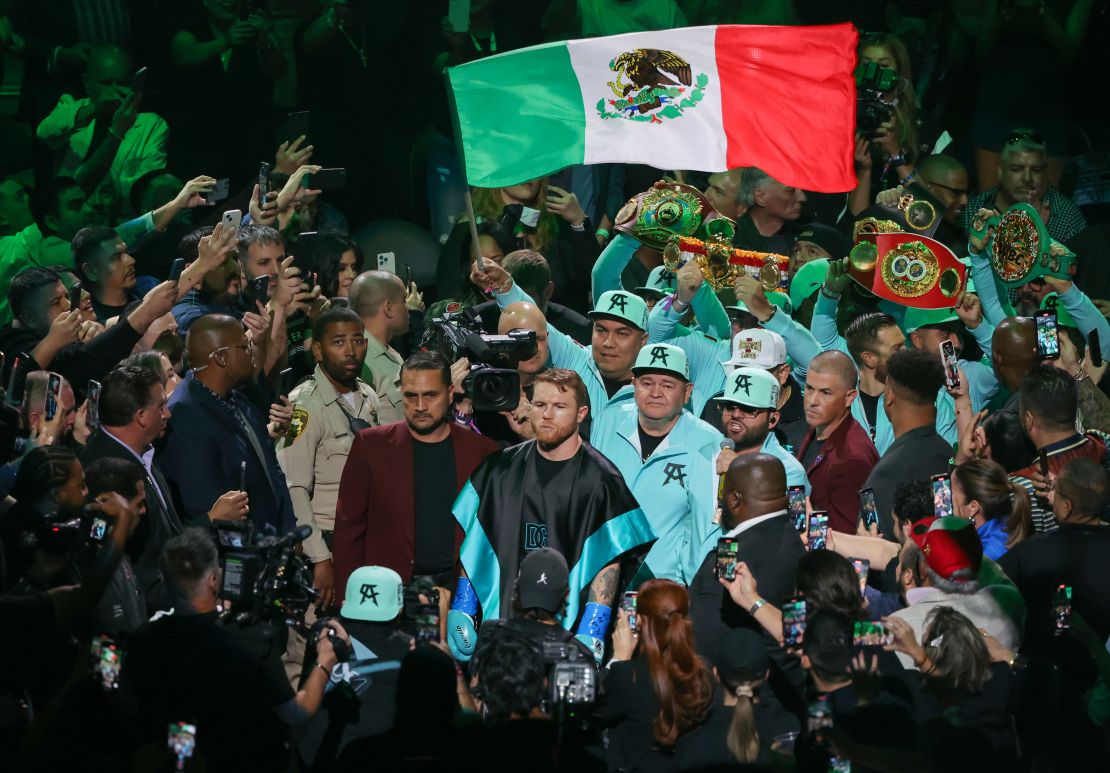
{"left": 717, "top": 438, "right": 735, "bottom": 504}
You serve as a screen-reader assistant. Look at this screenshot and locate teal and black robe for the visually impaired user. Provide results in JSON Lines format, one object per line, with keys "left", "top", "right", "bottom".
{"left": 452, "top": 439, "right": 655, "bottom": 629}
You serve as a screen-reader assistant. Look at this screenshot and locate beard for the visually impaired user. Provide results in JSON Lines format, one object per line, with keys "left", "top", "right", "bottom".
{"left": 534, "top": 422, "right": 578, "bottom": 451}
{"left": 407, "top": 412, "right": 449, "bottom": 436}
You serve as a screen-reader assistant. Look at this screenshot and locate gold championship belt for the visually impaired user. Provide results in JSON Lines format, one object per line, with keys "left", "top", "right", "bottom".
{"left": 972, "top": 203, "right": 1076, "bottom": 288}
{"left": 662, "top": 235, "right": 789, "bottom": 293}
{"left": 613, "top": 181, "right": 737, "bottom": 251}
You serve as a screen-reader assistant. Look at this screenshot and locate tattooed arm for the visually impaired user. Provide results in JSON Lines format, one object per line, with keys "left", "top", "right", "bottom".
{"left": 588, "top": 562, "right": 621, "bottom": 607}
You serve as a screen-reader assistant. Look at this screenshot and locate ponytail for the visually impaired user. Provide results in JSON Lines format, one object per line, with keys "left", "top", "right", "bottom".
{"left": 1006, "top": 479, "right": 1033, "bottom": 548}
{"left": 725, "top": 682, "right": 761, "bottom": 764}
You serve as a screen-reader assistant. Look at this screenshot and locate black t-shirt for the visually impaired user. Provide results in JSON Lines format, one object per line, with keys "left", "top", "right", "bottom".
{"left": 802, "top": 436, "right": 825, "bottom": 469}
{"left": 534, "top": 452, "right": 574, "bottom": 488}
{"left": 601, "top": 374, "right": 631, "bottom": 399}
{"left": 412, "top": 436, "right": 458, "bottom": 575}
{"left": 859, "top": 390, "right": 881, "bottom": 439}
{"left": 638, "top": 425, "right": 667, "bottom": 461}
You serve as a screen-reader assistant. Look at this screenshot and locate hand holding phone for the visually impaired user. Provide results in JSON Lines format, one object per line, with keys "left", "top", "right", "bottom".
{"left": 788, "top": 485, "right": 807, "bottom": 533}
{"left": 715, "top": 537, "right": 739, "bottom": 580}
{"left": 45, "top": 373, "right": 62, "bottom": 421}
{"left": 1035, "top": 309, "right": 1060, "bottom": 360}
{"left": 858, "top": 487, "right": 879, "bottom": 532}
{"left": 278, "top": 367, "right": 295, "bottom": 400}
{"left": 203, "top": 178, "right": 230, "bottom": 205}
{"left": 931, "top": 474, "right": 953, "bottom": 518}
{"left": 87, "top": 379, "right": 102, "bottom": 431}
{"left": 782, "top": 596, "right": 806, "bottom": 647}
{"left": 621, "top": 591, "right": 638, "bottom": 633}
{"left": 808, "top": 512, "right": 829, "bottom": 551}
{"left": 221, "top": 209, "right": 242, "bottom": 242}
{"left": 940, "top": 339, "right": 960, "bottom": 391}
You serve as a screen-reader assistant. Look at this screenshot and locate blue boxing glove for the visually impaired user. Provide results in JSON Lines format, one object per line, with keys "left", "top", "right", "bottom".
{"left": 447, "top": 577, "right": 479, "bottom": 661}
{"left": 575, "top": 602, "right": 612, "bottom": 666}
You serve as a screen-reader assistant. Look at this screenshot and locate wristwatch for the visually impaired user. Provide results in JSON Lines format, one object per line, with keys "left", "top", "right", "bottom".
{"left": 749, "top": 598, "right": 766, "bottom": 616}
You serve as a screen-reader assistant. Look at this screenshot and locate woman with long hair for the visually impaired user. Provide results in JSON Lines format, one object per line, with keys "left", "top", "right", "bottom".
{"left": 601, "top": 579, "right": 714, "bottom": 771}
{"left": 951, "top": 459, "right": 1033, "bottom": 558}
{"left": 303, "top": 231, "right": 363, "bottom": 299}
{"left": 848, "top": 33, "right": 924, "bottom": 216}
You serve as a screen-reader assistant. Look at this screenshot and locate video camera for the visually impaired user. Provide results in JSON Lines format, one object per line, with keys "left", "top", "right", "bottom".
{"left": 20, "top": 505, "right": 115, "bottom": 556}
{"left": 422, "top": 310, "right": 538, "bottom": 412}
{"left": 542, "top": 640, "right": 596, "bottom": 708}
{"left": 854, "top": 61, "right": 899, "bottom": 138}
{"left": 212, "top": 521, "right": 317, "bottom": 632}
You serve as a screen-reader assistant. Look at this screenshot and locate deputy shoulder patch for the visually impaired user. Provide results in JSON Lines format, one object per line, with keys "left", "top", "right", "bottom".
{"left": 285, "top": 408, "right": 310, "bottom": 444}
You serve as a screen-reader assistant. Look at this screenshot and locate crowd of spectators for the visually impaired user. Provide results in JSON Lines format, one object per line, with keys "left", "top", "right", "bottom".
{"left": 1, "top": 0, "right": 1110, "bottom": 771}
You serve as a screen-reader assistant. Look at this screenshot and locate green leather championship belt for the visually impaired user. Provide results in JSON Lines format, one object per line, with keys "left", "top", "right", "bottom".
{"left": 974, "top": 203, "right": 1077, "bottom": 288}
{"left": 613, "top": 181, "right": 736, "bottom": 251}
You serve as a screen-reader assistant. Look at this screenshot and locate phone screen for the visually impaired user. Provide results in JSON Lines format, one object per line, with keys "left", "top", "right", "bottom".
{"left": 715, "top": 537, "right": 739, "bottom": 580}
{"left": 858, "top": 487, "right": 878, "bottom": 531}
{"left": 940, "top": 339, "right": 960, "bottom": 390}
{"left": 1053, "top": 584, "right": 1072, "bottom": 636}
{"left": 782, "top": 597, "right": 806, "bottom": 647}
{"left": 168, "top": 722, "right": 197, "bottom": 767}
{"left": 621, "top": 591, "right": 638, "bottom": 633}
{"left": 808, "top": 513, "right": 829, "bottom": 551}
{"left": 1035, "top": 310, "right": 1060, "bottom": 359}
{"left": 45, "top": 372, "right": 62, "bottom": 421}
{"left": 89, "top": 515, "right": 110, "bottom": 543}
{"left": 788, "top": 486, "right": 807, "bottom": 533}
{"left": 852, "top": 620, "right": 893, "bottom": 648}
{"left": 851, "top": 558, "right": 870, "bottom": 597}
{"left": 931, "top": 474, "right": 953, "bottom": 518}
{"left": 413, "top": 603, "right": 440, "bottom": 643}
{"left": 91, "top": 635, "right": 123, "bottom": 690}
{"left": 258, "top": 162, "right": 271, "bottom": 206}
{"left": 87, "top": 380, "right": 102, "bottom": 431}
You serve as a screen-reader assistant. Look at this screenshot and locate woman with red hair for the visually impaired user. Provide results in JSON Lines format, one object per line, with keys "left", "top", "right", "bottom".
{"left": 599, "top": 579, "right": 714, "bottom": 771}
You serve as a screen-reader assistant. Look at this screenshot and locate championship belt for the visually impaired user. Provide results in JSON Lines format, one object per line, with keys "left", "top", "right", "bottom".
{"left": 848, "top": 232, "right": 966, "bottom": 309}
{"left": 977, "top": 203, "right": 1076, "bottom": 288}
{"left": 662, "top": 235, "right": 789, "bottom": 293}
{"left": 852, "top": 182, "right": 943, "bottom": 242}
{"left": 614, "top": 181, "right": 736, "bottom": 251}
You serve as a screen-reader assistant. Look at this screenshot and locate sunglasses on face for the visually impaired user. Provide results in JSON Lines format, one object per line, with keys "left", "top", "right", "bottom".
{"left": 924, "top": 179, "right": 970, "bottom": 198}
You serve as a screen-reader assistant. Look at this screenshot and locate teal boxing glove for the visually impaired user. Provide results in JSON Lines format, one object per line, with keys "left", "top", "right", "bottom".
{"left": 448, "top": 577, "right": 479, "bottom": 661}
{"left": 575, "top": 602, "right": 612, "bottom": 666}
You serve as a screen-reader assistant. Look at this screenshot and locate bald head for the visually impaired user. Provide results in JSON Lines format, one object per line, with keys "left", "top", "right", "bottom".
{"left": 809, "top": 350, "right": 858, "bottom": 390}
{"left": 917, "top": 154, "right": 966, "bottom": 179}
{"left": 186, "top": 314, "right": 243, "bottom": 364}
{"left": 348, "top": 270, "right": 405, "bottom": 320}
{"left": 723, "top": 454, "right": 788, "bottom": 525}
{"left": 498, "top": 302, "right": 547, "bottom": 335}
{"left": 992, "top": 317, "right": 1037, "bottom": 392}
{"left": 86, "top": 45, "right": 131, "bottom": 76}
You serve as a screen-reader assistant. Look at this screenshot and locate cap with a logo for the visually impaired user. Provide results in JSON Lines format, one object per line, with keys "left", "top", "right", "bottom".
{"left": 726, "top": 328, "right": 787, "bottom": 369}
{"left": 909, "top": 516, "right": 983, "bottom": 581}
{"left": 635, "top": 266, "right": 678, "bottom": 296}
{"left": 789, "top": 258, "right": 829, "bottom": 312}
{"left": 340, "top": 565, "right": 404, "bottom": 622}
{"left": 719, "top": 366, "right": 780, "bottom": 410}
{"left": 517, "top": 547, "right": 569, "bottom": 612}
{"left": 1040, "top": 292, "right": 1076, "bottom": 328}
{"left": 588, "top": 290, "right": 649, "bottom": 332}
{"left": 902, "top": 306, "right": 960, "bottom": 334}
{"left": 631, "top": 343, "right": 690, "bottom": 381}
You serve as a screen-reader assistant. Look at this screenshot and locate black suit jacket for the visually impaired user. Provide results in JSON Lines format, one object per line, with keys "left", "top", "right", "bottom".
{"left": 689, "top": 513, "right": 805, "bottom": 692}
{"left": 80, "top": 429, "right": 184, "bottom": 600}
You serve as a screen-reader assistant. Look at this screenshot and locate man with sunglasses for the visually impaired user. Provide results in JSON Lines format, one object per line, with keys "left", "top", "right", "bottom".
{"left": 961, "top": 130, "right": 1087, "bottom": 246}
{"left": 277, "top": 307, "right": 380, "bottom": 611}
{"left": 157, "top": 313, "right": 296, "bottom": 535}
{"left": 714, "top": 366, "right": 810, "bottom": 495}
{"left": 915, "top": 154, "right": 971, "bottom": 254}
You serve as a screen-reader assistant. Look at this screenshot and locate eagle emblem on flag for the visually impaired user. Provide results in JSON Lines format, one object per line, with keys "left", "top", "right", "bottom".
{"left": 597, "top": 48, "right": 708, "bottom": 123}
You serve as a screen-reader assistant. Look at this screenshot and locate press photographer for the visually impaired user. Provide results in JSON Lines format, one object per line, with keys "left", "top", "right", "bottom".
{"left": 124, "top": 528, "right": 349, "bottom": 770}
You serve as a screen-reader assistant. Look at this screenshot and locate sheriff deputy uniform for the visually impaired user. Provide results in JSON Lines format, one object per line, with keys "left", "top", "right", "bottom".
{"left": 276, "top": 365, "right": 381, "bottom": 565}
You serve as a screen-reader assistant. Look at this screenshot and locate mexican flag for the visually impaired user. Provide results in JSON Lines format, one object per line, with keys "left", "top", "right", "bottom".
{"left": 447, "top": 24, "right": 859, "bottom": 194}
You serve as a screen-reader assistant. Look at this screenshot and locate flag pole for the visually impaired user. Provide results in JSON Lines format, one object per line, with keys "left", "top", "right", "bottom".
{"left": 445, "top": 60, "right": 485, "bottom": 275}
{"left": 463, "top": 190, "right": 484, "bottom": 273}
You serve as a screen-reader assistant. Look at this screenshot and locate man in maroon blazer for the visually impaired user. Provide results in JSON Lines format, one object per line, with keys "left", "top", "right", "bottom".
{"left": 333, "top": 352, "right": 498, "bottom": 601}
{"left": 796, "top": 351, "right": 879, "bottom": 534}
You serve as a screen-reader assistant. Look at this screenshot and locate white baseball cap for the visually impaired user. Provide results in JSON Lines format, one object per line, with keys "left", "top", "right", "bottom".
{"left": 725, "top": 328, "right": 787, "bottom": 369}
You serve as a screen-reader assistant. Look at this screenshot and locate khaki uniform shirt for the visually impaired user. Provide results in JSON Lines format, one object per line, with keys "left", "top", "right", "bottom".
{"left": 361, "top": 333, "right": 404, "bottom": 424}
{"left": 276, "top": 366, "right": 380, "bottom": 563}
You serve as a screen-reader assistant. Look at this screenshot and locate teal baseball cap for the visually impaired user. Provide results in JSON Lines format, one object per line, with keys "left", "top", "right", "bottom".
{"left": 341, "top": 566, "right": 404, "bottom": 622}
{"left": 1041, "top": 292, "right": 1076, "bottom": 328}
{"left": 789, "top": 258, "right": 829, "bottom": 311}
{"left": 719, "top": 367, "right": 781, "bottom": 409}
{"left": 635, "top": 266, "right": 677, "bottom": 296}
{"left": 902, "top": 306, "right": 960, "bottom": 334}
{"left": 589, "top": 290, "right": 649, "bottom": 332}
{"left": 631, "top": 343, "right": 690, "bottom": 381}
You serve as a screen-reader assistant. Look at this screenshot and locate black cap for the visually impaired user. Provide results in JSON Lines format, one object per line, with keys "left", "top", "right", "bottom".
{"left": 712, "top": 627, "right": 769, "bottom": 682}
{"left": 517, "top": 548, "right": 569, "bottom": 612}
